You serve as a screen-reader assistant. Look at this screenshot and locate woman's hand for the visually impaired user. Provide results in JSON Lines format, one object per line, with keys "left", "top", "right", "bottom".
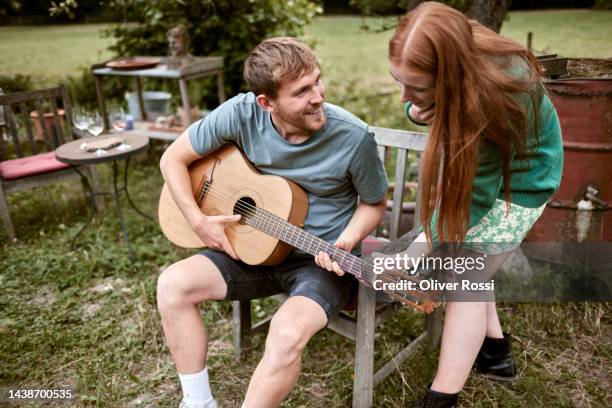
{"left": 409, "top": 103, "right": 435, "bottom": 125}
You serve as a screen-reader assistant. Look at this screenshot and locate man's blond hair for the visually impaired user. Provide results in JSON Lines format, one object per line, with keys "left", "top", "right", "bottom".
{"left": 244, "top": 37, "right": 319, "bottom": 97}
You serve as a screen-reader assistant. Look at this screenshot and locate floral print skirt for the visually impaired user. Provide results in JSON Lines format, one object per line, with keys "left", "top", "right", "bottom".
{"left": 463, "top": 198, "right": 546, "bottom": 254}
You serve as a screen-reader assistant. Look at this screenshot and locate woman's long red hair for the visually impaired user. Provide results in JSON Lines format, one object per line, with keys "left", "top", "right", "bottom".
{"left": 389, "top": 2, "right": 543, "bottom": 244}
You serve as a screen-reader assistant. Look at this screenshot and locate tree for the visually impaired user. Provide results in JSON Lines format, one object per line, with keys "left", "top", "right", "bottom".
{"left": 467, "top": 0, "right": 513, "bottom": 33}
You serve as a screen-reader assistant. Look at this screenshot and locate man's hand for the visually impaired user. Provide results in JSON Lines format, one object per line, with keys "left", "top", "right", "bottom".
{"left": 314, "top": 234, "right": 358, "bottom": 277}
{"left": 409, "top": 103, "right": 435, "bottom": 125}
{"left": 191, "top": 214, "right": 241, "bottom": 259}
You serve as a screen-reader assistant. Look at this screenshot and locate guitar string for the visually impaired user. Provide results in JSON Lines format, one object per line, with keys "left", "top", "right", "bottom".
{"left": 197, "top": 182, "right": 370, "bottom": 279}
{"left": 190, "top": 182, "right": 428, "bottom": 305}
{"left": 197, "top": 183, "right": 371, "bottom": 270}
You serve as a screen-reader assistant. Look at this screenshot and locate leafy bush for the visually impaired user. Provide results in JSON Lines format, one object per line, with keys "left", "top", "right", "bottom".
{"left": 105, "top": 0, "right": 322, "bottom": 109}
{"left": 64, "top": 68, "right": 131, "bottom": 110}
{"left": 593, "top": 0, "right": 612, "bottom": 9}
{"left": 0, "top": 74, "right": 33, "bottom": 94}
{"left": 349, "top": 0, "right": 404, "bottom": 15}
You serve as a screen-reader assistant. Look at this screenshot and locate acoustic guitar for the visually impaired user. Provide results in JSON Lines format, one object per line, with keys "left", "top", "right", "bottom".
{"left": 158, "top": 145, "right": 439, "bottom": 313}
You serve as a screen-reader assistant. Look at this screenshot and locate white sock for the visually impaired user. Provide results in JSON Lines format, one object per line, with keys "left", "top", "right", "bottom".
{"left": 179, "top": 367, "right": 214, "bottom": 406}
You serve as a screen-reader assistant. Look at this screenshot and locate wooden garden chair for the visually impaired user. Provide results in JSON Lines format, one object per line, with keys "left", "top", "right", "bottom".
{"left": 0, "top": 85, "right": 101, "bottom": 242}
{"left": 231, "top": 126, "right": 444, "bottom": 408}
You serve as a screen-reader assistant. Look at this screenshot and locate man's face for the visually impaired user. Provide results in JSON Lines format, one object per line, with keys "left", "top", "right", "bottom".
{"left": 268, "top": 68, "right": 326, "bottom": 137}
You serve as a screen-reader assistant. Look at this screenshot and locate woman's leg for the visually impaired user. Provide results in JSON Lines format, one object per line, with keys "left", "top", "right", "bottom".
{"left": 485, "top": 301, "right": 504, "bottom": 338}
{"left": 431, "top": 301, "right": 487, "bottom": 393}
{"left": 430, "top": 252, "right": 510, "bottom": 394}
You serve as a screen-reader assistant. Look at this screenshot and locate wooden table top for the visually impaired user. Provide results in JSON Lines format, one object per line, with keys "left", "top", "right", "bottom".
{"left": 55, "top": 133, "right": 149, "bottom": 165}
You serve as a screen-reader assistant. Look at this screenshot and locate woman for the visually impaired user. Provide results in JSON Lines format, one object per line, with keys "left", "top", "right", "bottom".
{"left": 388, "top": 3, "right": 563, "bottom": 407}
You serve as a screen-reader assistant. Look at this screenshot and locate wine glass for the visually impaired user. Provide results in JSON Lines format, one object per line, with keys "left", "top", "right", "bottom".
{"left": 110, "top": 107, "right": 127, "bottom": 133}
{"left": 87, "top": 113, "right": 104, "bottom": 137}
{"left": 73, "top": 106, "right": 93, "bottom": 133}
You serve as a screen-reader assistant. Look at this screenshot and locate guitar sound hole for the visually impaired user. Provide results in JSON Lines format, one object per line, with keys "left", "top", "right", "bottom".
{"left": 234, "top": 196, "right": 256, "bottom": 224}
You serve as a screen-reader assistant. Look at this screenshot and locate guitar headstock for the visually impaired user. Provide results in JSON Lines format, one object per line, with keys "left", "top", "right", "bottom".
{"left": 400, "top": 298, "right": 441, "bottom": 314}
{"left": 377, "top": 273, "right": 441, "bottom": 314}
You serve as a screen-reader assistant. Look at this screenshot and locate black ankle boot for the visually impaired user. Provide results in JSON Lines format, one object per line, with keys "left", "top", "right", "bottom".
{"left": 413, "top": 386, "right": 458, "bottom": 408}
{"left": 473, "top": 332, "right": 517, "bottom": 382}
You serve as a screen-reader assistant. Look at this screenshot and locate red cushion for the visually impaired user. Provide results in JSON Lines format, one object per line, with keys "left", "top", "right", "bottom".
{"left": 0, "top": 151, "right": 71, "bottom": 180}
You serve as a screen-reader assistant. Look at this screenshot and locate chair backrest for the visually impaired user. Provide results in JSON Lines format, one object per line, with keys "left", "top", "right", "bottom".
{"left": 370, "top": 126, "right": 427, "bottom": 240}
{"left": 0, "top": 85, "right": 75, "bottom": 161}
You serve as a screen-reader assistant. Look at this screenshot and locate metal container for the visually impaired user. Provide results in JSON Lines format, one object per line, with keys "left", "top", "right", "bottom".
{"left": 526, "top": 58, "right": 611, "bottom": 245}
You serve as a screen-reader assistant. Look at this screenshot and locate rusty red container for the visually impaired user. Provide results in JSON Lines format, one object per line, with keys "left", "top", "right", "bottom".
{"left": 526, "top": 58, "right": 612, "bottom": 244}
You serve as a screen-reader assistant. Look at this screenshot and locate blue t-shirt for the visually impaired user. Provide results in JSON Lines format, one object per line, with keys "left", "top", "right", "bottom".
{"left": 188, "top": 92, "right": 388, "bottom": 245}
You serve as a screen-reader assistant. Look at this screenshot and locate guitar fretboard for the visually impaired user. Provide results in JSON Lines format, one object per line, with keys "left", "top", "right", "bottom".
{"left": 244, "top": 207, "right": 425, "bottom": 306}
{"left": 246, "top": 207, "right": 374, "bottom": 283}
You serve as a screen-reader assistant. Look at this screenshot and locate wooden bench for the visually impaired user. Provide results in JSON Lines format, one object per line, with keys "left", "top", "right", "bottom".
{"left": 232, "top": 126, "right": 444, "bottom": 408}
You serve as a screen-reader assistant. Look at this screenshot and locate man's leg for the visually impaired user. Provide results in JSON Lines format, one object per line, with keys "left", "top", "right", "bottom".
{"left": 157, "top": 254, "right": 228, "bottom": 374}
{"left": 243, "top": 295, "right": 327, "bottom": 408}
{"left": 158, "top": 254, "right": 228, "bottom": 407}
{"left": 158, "top": 250, "right": 283, "bottom": 407}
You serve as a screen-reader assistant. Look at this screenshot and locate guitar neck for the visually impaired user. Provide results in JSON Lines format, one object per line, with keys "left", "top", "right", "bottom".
{"left": 246, "top": 208, "right": 431, "bottom": 308}
{"left": 247, "top": 207, "right": 373, "bottom": 282}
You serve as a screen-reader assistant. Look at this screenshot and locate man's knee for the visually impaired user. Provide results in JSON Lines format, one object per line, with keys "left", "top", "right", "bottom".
{"left": 157, "top": 264, "right": 188, "bottom": 313}
{"left": 264, "top": 316, "right": 312, "bottom": 368}
{"left": 156, "top": 257, "right": 222, "bottom": 312}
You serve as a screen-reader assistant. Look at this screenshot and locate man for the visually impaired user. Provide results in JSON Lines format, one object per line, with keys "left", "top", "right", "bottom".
{"left": 157, "top": 37, "right": 388, "bottom": 408}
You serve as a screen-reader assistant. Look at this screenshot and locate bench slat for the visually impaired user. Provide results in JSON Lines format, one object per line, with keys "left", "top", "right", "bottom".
{"left": 371, "top": 126, "right": 427, "bottom": 152}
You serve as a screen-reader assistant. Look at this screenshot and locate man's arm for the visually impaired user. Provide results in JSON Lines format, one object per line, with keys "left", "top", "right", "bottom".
{"left": 160, "top": 131, "right": 240, "bottom": 258}
{"left": 336, "top": 199, "right": 387, "bottom": 250}
{"left": 315, "top": 198, "right": 386, "bottom": 275}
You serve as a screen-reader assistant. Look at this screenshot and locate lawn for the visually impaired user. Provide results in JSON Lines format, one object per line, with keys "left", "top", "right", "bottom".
{"left": 1, "top": 10, "right": 611, "bottom": 408}
{"left": 0, "top": 23, "right": 115, "bottom": 84}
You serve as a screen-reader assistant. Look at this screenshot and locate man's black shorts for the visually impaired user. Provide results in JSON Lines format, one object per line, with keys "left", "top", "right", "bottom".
{"left": 200, "top": 249, "right": 357, "bottom": 320}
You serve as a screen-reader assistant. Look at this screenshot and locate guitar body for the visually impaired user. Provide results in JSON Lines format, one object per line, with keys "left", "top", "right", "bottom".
{"left": 158, "top": 145, "right": 309, "bottom": 266}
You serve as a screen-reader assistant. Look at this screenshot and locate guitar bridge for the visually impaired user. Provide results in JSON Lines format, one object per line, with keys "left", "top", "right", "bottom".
{"left": 194, "top": 158, "right": 221, "bottom": 206}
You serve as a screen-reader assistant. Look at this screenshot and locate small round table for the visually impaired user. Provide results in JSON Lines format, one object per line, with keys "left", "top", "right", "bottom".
{"left": 55, "top": 133, "right": 151, "bottom": 265}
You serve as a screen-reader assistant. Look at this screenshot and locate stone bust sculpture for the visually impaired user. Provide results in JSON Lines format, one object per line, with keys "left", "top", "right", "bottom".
{"left": 166, "top": 25, "right": 194, "bottom": 69}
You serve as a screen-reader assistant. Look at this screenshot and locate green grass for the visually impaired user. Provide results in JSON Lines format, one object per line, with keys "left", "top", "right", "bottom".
{"left": 1, "top": 10, "right": 612, "bottom": 408}
{"left": 0, "top": 23, "right": 115, "bottom": 86}
{"left": 500, "top": 10, "right": 612, "bottom": 58}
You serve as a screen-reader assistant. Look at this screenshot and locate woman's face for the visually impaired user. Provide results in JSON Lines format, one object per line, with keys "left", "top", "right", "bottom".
{"left": 389, "top": 63, "right": 435, "bottom": 109}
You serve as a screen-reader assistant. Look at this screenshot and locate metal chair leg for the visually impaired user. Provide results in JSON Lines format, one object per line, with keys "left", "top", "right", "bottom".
{"left": 0, "top": 184, "right": 16, "bottom": 242}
